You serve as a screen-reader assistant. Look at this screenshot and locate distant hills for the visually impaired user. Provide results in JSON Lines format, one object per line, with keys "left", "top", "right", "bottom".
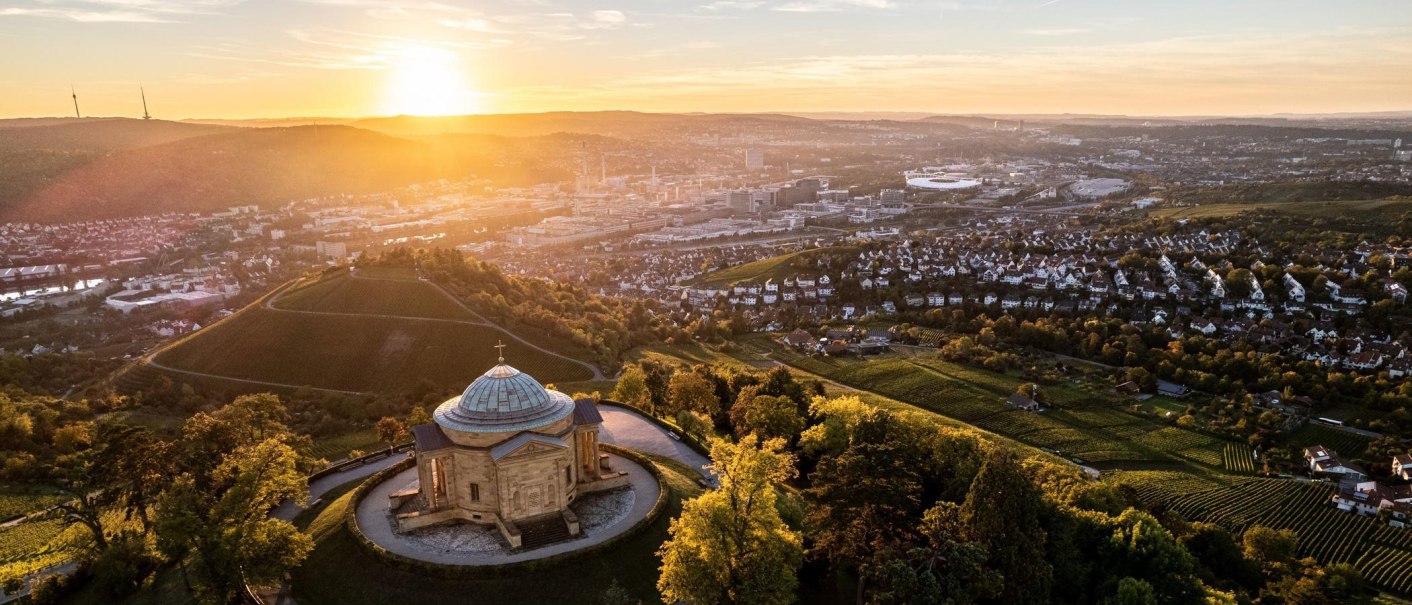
{"left": 3, "top": 109, "right": 1409, "bottom": 223}
{"left": 0, "top": 119, "right": 572, "bottom": 222}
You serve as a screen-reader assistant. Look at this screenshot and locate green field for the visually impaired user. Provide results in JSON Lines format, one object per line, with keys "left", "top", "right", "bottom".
{"left": 1110, "top": 470, "right": 1412, "bottom": 595}
{"left": 1151, "top": 198, "right": 1412, "bottom": 221}
{"left": 686, "top": 246, "right": 860, "bottom": 288}
{"left": 274, "top": 273, "right": 473, "bottom": 320}
{"left": 289, "top": 454, "right": 703, "bottom": 605}
{"left": 153, "top": 308, "right": 592, "bottom": 393}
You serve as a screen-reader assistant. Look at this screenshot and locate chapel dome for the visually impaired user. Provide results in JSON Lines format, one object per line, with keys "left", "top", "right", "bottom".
{"left": 433, "top": 363, "right": 574, "bottom": 434}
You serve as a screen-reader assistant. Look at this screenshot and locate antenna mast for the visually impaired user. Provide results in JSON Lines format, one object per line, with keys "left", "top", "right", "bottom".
{"left": 141, "top": 87, "right": 151, "bottom": 120}
{"left": 71, "top": 86, "right": 80, "bottom": 118}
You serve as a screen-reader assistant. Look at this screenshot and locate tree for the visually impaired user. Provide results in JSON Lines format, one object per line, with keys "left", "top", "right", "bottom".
{"left": 375, "top": 416, "right": 408, "bottom": 451}
{"left": 960, "top": 450, "right": 1052, "bottom": 605}
{"left": 1105, "top": 578, "right": 1157, "bottom": 605}
{"left": 737, "top": 395, "right": 805, "bottom": 443}
{"left": 612, "top": 365, "right": 652, "bottom": 413}
{"left": 1242, "top": 525, "right": 1298, "bottom": 571}
{"left": 156, "top": 438, "right": 313, "bottom": 605}
{"left": 1099, "top": 509, "right": 1203, "bottom": 603}
{"left": 658, "top": 436, "right": 802, "bottom": 605}
{"left": 667, "top": 371, "right": 720, "bottom": 418}
{"left": 406, "top": 404, "right": 432, "bottom": 427}
{"left": 806, "top": 408, "right": 937, "bottom": 602}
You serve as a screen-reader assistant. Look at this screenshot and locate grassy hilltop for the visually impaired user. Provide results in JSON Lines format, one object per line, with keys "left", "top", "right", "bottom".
{"left": 148, "top": 271, "right": 594, "bottom": 394}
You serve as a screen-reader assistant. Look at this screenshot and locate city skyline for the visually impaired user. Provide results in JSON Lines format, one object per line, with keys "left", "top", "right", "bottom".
{"left": 2, "top": 0, "right": 1411, "bottom": 119}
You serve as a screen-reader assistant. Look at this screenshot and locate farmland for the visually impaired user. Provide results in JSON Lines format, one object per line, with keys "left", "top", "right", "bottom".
{"left": 757, "top": 336, "right": 1412, "bottom": 597}
{"left": 0, "top": 488, "right": 63, "bottom": 521}
{"left": 0, "top": 518, "right": 72, "bottom": 582}
{"left": 310, "top": 430, "right": 385, "bottom": 462}
{"left": 274, "top": 272, "right": 473, "bottom": 320}
{"left": 1149, "top": 198, "right": 1412, "bottom": 221}
{"left": 143, "top": 269, "right": 599, "bottom": 394}
{"left": 767, "top": 343, "right": 1229, "bottom": 469}
{"left": 1110, "top": 470, "right": 1412, "bottom": 595}
{"left": 1287, "top": 422, "right": 1373, "bottom": 458}
{"left": 152, "top": 309, "right": 592, "bottom": 393}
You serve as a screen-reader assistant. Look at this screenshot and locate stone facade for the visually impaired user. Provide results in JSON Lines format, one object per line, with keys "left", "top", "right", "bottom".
{"left": 391, "top": 362, "right": 624, "bottom": 548}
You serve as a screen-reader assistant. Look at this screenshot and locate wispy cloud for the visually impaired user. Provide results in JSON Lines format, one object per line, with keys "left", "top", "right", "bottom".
{"left": 1022, "top": 27, "right": 1090, "bottom": 36}
{"left": 0, "top": 0, "right": 241, "bottom": 23}
{"left": 774, "top": 0, "right": 891, "bottom": 12}
{"left": 501, "top": 28, "right": 1412, "bottom": 115}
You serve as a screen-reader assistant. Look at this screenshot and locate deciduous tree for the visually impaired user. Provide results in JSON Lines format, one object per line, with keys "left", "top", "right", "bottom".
{"left": 658, "top": 436, "right": 802, "bottom": 605}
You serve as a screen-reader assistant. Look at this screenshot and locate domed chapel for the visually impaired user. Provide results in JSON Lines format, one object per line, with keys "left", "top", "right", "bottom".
{"left": 388, "top": 344, "right": 628, "bottom": 548}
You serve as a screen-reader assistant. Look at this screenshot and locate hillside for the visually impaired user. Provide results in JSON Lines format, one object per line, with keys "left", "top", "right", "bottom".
{"left": 6, "top": 125, "right": 529, "bottom": 222}
{"left": 686, "top": 246, "right": 861, "bottom": 288}
{"left": 146, "top": 274, "right": 596, "bottom": 394}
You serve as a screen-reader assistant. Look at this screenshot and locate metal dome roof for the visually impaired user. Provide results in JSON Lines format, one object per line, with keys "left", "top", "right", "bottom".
{"left": 433, "top": 363, "right": 574, "bottom": 434}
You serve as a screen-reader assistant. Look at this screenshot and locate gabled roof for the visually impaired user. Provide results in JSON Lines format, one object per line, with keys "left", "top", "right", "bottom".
{"left": 490, "top": 433, "right": 568, "bottom": 461}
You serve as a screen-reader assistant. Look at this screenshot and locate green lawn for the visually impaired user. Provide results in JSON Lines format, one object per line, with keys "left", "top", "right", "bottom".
{"left": 289, "top": 454, "right": 703, "bottom": 605}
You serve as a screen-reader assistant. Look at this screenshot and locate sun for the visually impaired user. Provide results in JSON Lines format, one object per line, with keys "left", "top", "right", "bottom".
{"left": 380, "top": 44, "right": 482, "bottom": 117}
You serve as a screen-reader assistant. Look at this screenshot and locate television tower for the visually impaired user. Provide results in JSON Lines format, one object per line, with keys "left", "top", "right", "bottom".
{"left": 71, "top": 86, "right": 80, "bottom": 118}
{"left": 141, "top": 87, "right": 151, "bottom": 120}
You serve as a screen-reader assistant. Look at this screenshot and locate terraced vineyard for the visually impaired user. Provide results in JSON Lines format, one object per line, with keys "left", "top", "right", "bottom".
{"left": 0, "top": 518, "right": 71, "bottom": 581}
{"left": 1287, "top": 422, "right": 1372, "bottom": 458}
{"left": 1110, "top": 470, "right": 1412, "bottom": 594}
{"left": 0, "top": 488, "right": 63, "bottom": 521}
{"left": 1223, "top": 443, "right": 1258, "bottom": 473}
{"left": 274, "top": 272, "right": 474, "bottom": 320}
{"left": 310, "top": 430, "right": 385, "bottom": 462}
{"left": 770, "top": 344, "right": 1231, "bottom": 469}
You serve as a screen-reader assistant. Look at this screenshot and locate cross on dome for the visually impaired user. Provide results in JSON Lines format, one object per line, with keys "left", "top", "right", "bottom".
{"left": 494, "top": 339, "right": 506, "bottom": 363}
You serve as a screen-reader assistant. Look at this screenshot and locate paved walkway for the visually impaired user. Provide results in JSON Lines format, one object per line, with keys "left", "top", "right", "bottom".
{"left": 353, "top": 453, "right": 658, "bottom": 565}
{"left": 272, "top": 452, "right": 410, "bottom": 522}
{"left": 597, "top": 404, "right": 714, "bottom": 483}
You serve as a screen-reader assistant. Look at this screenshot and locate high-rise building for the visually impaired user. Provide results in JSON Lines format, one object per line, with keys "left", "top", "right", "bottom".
{"left": 880, "top": 189, "right": 905, "bottom": 204}
{"left": 745, "top": 149, "right": 765, "bottom": 171}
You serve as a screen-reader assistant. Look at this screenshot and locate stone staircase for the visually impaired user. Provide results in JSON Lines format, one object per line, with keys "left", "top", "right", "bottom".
{"left": 517, "top": 514, "right": 572, "bottom": 550}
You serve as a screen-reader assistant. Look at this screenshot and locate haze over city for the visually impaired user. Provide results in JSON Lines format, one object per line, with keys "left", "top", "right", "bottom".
{"left": 2, "top": 0, "right": 1411, "bottom": 118}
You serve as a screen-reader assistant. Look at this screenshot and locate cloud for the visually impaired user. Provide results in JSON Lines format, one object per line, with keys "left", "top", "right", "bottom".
{"left": 0, "top": 0, "right": 242, "bottom": 23}
{"left": 1022, "top": 27, "right": 1090, "bottom": 36}
{"left": 500, "top": 28, "right": 1412, "bottom": 115}
{"left": 0, "top": 7, "right": 170, "bottom": 22}
{"left": 774, "top": 0, "right": 891, "bottom": 12}
{"left": 579, "top": 9, "right": 626, "bottom": 29}
{"left": 699, "top": 0, "right": 764, "bottom": 10}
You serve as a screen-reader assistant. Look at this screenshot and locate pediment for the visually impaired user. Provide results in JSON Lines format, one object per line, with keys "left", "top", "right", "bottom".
{"left": 490, "top": 433, "right": 568, "bottom": 461}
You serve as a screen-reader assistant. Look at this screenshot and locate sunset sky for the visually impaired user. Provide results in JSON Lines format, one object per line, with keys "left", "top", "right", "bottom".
{"left": 1, "top": 0, "right": 1410, "bottom": 119}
